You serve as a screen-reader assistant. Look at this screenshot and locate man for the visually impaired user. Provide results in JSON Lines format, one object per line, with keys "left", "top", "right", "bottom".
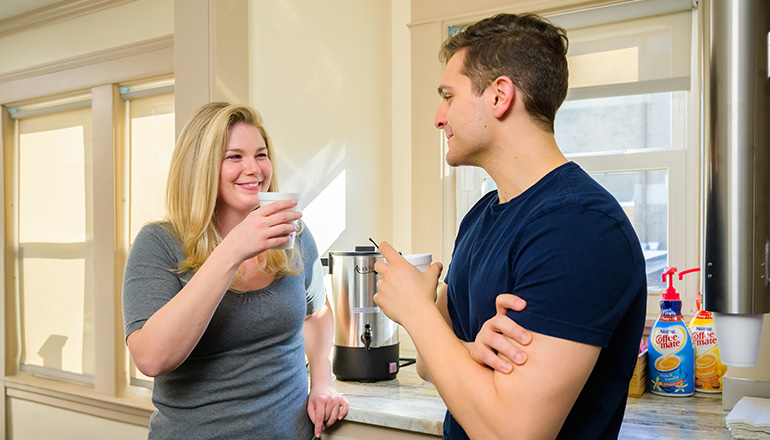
{"left": 374, "top": 13, "right": 646, "bottom": 439}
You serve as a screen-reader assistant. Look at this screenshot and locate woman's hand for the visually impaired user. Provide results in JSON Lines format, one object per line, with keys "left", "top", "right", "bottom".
{"left": 470, "top": 294, "right": 532, "bottom": 373}
{"left": 224, "top": 199, "right": 302, "bottom": 260}
{"left": 307, "top": 383, "right": 349, "bottom": 438}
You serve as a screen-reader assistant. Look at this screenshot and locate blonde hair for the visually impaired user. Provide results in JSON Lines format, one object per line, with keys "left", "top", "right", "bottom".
{"left": 163, "top": 102, "right": 302, "bottom": 282}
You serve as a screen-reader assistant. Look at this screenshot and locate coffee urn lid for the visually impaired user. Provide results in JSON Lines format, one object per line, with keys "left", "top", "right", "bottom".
{"left": 328, "top": 246, "right": 381, "bottom": 256}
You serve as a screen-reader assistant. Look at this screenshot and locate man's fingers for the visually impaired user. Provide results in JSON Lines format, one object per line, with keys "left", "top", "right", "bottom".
{"left": 491, "top": 333, "right": 528, "bottom": 365}
{"left": 495, "top": 293, "right": 526, "bottom": 314}
{"left": 477, "top": 346, "right": 513, "bottom": 373}
{"left": 428, "top": 261, "right": 444, "bottom": 278}
{"left": 490, "top": 314, "right": 532, "bottom": 345}
{"left": 377, "top": 241, "right": 400, "bottom": 262}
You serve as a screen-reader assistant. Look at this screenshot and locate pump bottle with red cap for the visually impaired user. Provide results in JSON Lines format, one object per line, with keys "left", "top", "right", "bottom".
{"left": 680, "top": 267, "right": 727, "bottom": 392}
{"left": 648, "top": 267, "right": 695, "bottom": 396}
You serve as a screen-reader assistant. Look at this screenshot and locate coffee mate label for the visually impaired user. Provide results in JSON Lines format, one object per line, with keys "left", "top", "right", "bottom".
{"left": 690, "top": 317, "right": 727, "bottom": 393}
{"left": 648, "top": 320, "right": 695, "bottom": 396}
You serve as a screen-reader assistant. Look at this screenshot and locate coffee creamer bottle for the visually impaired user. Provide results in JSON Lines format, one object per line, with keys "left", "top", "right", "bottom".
{"left": 679, "top": 267, "right": 727, "bottom": 393}
{"left": 648, "top": 267, "right": 695, "bottom": 396}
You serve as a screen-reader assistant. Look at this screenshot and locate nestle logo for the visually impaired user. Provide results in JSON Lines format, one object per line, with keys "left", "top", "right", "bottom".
{"left": 354, "top": 265, "right": 376, "bottom": 274}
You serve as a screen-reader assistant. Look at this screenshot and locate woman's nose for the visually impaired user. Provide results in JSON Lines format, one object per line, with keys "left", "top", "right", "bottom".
{"left": 245, "top": 157, "right": 260, "bottom": 175}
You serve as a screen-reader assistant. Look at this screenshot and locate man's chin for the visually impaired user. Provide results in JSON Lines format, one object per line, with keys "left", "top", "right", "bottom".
{"left": 445, "top": 152, "right": 470, "bottom": 168}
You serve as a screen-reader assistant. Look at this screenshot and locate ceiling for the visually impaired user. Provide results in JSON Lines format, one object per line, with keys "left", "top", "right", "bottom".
{"left": 0, "top": 0, "right": 71, "bottom": 22}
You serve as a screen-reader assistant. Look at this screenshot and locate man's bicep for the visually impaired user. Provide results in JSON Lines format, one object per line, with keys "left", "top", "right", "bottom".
{"left": 494, "top": 331, "right": 600, "bottom": 438}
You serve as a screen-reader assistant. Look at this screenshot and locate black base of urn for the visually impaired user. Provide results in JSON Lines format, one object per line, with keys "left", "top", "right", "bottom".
{"left": 332, "top": 344, "right": 400, "bottom": 382}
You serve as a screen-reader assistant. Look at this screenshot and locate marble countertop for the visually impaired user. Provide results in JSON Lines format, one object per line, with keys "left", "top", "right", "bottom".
{"left": 334, "top": 364, "right": 733, "bottom": 438}
{"left": 333, "top": 364, "right": 445, "bottom": 436}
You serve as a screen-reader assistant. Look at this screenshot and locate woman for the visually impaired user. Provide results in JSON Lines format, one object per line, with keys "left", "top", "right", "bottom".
{"left": 122, "top": 102, "right": 347, "bottom": 439}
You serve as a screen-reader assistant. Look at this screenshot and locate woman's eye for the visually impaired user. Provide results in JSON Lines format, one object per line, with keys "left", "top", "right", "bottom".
{"left": 227, "top": 154, "right": 242, "bottom": 160}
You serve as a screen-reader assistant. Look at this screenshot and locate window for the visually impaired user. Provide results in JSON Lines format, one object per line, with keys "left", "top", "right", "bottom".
{"left": 454, "top": 2, "right": 699, "bottom": 314}
{"left": 124, "top": 90, "right": 175, "bottom": 387}
{"left": 5, "top": 83, "right": 174, "bottom": 389}
{"left": 16, "top": 105, "right": 95, "bottom": 383}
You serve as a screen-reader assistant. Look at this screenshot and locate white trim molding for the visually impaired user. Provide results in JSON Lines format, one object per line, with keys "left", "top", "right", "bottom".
{"left": 0, "top": 0, "right": 137, "bottom": 38}
{"left": 0, "top": 35, "right": 174, "bottom": 105}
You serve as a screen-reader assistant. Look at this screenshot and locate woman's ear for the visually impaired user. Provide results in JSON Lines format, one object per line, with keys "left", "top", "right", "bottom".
{"left": 490, "top": 76, "right": 515, "bottom": 119}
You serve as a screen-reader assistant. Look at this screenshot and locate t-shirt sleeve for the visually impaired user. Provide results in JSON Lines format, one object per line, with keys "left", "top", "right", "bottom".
{"left": 506, "top": 204, "right": 644, "bottom": 348}
{"left": 298, "top": 224, "right": 327, "bottom": 315}
{"left": 122, "top": 223, "right": 185, "bottom": 341}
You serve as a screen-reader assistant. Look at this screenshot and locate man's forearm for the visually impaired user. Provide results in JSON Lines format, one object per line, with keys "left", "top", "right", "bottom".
{"left": 404, "top": 306, "right": 516, "bottom": 440}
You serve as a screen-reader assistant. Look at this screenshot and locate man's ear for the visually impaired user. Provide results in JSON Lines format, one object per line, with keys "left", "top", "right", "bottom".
{"left": 490, "top": 76, "right": 515, "bottom": 119}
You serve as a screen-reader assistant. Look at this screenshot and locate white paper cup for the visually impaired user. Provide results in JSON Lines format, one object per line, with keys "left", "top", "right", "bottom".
{"left": 404, "top": 253, "right": 432, "bottom": 272}
{"left": 712, "top": 312, "right": 765, "bottom": 367}
{"left": 257, "top": 192, "right": 301, "bottom": 250}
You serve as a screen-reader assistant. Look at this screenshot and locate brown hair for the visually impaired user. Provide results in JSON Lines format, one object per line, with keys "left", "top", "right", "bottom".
{"left": 440, "top": 13, "right": 569, "bottom": 132}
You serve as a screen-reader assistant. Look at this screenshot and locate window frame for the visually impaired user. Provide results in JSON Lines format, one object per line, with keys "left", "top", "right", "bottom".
{"left": 0, "top": 36, "right": 173, "bottom": 426}
{"left": 451, "top": 4, "right": 702, "bottom": 320}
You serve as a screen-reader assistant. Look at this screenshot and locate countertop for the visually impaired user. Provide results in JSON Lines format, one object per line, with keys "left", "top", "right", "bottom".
{"left": 333, "top": 364, "right": 733, "bottom": 439}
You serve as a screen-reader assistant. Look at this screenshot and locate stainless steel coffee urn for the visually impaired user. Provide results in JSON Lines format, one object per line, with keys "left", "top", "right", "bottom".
{"left": 328, "top": 247, "right": 399, "bottom": 381}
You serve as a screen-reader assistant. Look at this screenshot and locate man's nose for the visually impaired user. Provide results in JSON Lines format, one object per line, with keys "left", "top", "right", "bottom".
{"left": 434, "top": 104, "right": 447, "bottom": 129}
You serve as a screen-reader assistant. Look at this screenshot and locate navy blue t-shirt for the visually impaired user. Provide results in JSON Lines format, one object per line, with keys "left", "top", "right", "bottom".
{"left": 444, "top": 162, "right": 646, "bottom": 439}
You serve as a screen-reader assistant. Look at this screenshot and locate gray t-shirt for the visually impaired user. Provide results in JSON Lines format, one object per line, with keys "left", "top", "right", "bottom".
{"left": 122, "top": 222, "right": 326, "bottom": 440}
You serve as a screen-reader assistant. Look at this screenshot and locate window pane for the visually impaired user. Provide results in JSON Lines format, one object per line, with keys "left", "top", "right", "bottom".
{"left": 17, "top": 108, "right": 94, "bottom": 382}
{"left": 129, "top": 93, "right": 175, "bottom": 242}
{"left": 566, "top": 12, "right": 691, "bottom": 87}
{"left": 555, "top": 92, "right": 676, "bottom": 155}
{"left": 20, "top": 258, "right": 92, "bottom": 377}
{"left": 19, "top": 126, "right": 86, "bottom": 242}
{"left": 127, "top": 92, "right": 174, "bottom": 386}
{"left": 590, "top": 170, "right": 668, "bottom": 291}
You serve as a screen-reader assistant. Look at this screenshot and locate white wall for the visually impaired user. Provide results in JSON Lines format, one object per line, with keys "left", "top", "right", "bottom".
{"left": 7, "top": 399, "right": 146, "bottom": 440}
{"left": 249, "top": 0, "right": 394, "bottom": 256}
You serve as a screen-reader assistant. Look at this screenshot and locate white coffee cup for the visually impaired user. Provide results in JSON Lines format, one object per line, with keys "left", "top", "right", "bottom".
{"left": 257, "top": 192, "right": 301, "bottom": 250}
{"left": 403, "top": 253, "right": 432, "bottom": 272}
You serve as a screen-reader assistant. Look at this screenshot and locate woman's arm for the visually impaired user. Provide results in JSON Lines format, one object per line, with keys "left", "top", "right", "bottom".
{"left": 303, "top": 299, "right": 349, "bottom": 438}
{"left": 126, "top": 241, "right": 243, "bottom": 376}
{"left": 126, "top": 201, "right": 301, "bottom": 376}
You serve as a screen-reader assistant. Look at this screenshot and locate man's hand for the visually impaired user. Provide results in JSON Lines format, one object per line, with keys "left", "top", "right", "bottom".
{"left": 470, "top": 294, "right": 532, "bottom": 373}
{"left": 372, "top": 242, "right": 443, "bottom": 327}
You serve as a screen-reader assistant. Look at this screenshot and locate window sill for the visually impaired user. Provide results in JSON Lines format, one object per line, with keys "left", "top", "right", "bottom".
{"left": 2, "top": 373, "right": 153, "bottom": 427}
